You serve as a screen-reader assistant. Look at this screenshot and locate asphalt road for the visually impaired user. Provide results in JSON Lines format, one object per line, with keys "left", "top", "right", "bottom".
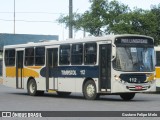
{"left": 0, "top": 84, "right": 160, "bottom": 120}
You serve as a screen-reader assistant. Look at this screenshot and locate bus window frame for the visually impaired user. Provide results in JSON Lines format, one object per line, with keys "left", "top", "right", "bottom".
{"left": 71, "top": 43, "right": 83, "bottom": 65}
{"left": 35, "top": 47, "right": 45, "bottom": 66}
{"left": 24, "top": 47, "right": 35, "bottom": 66}
{"left": 84, "top": 42, "right": 97, "bottom": 65}
{"left": 4, "top": 49, "right": 16, "bottom": 67}
{"left": 156, "top": 51, "right": 160, "bottom": 66}
{"left": 59, "top": 44, "right": 71, "bottom": 65}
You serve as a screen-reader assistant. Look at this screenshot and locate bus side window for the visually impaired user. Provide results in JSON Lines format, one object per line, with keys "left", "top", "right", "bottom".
{"left": 84, "top": 43, "right": 97, "bottom": 65}
{"left": 5, "top": 49, "right": 15, "bottom": 66}
{"left": 59, "top": 45, "right": 70, "bottom": 65}
{"left": 35, "top": 47, "right": 45, "bottom": 66}
{"left": 71, "top": 44, "right": 83, "bottom": 65}
{"left": 156, "top": 51, "right": 160, "bottom": 66}
{"left": 25, "top": 48, "right": 34, "bottom": 66}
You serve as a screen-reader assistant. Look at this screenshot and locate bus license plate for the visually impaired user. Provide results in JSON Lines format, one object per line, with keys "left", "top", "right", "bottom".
{"left": 135, "top": 86, "right": 142, "bottom": 90}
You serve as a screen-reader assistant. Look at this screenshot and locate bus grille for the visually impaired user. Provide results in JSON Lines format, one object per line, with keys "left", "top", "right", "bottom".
{"left": 126, "top": 85, "right": 150, "bottom": 91}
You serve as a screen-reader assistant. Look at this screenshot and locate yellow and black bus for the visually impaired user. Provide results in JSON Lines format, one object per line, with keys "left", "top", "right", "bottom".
{"left": 3, "top": 34, "right": 156, "bottom": 100}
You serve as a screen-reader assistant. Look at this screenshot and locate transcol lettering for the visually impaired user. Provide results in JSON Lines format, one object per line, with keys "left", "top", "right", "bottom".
{"left": 61, "top": 70, "right": 77, "bottom": 76}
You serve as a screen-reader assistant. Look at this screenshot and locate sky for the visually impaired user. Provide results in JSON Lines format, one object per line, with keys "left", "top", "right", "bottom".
{"left": 0, "top": 0, "right": 160, "bottom": 40}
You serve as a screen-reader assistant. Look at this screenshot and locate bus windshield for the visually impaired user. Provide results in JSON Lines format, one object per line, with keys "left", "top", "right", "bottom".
{"left": 113, "top": 47, "right": 155, "bottom": 72}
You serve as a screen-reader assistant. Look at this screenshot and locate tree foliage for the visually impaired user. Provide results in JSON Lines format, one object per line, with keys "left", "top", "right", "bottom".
{"left": 151, "top": 4, "right": 160, "bottom": 45}
{"left": 57, "top": 0, "right": 160, "bottom": 45}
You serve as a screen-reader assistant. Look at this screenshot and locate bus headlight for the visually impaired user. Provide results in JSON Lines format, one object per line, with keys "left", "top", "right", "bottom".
{"left": 114, "top": 75, "right": 120, "bottom": 81}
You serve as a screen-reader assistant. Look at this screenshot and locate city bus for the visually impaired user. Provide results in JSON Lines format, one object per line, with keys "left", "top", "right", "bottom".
{"left": 3, "top": 34, "right": 156, "bottom": 100}
{"left": 155, "top": 46, "right": 160, "bottom": 91}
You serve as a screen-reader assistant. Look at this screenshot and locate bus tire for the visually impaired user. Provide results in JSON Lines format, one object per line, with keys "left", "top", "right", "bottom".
{"left": 120, "top": 93, "right": 135, "bottom": 101}
{"left": 27, "top": 79, "right": 43, "bottom": 96}
{"left": 57, "top": 91, "right": 71, "bottom": 97}
{"left": 83, "top": 80, "right": 99, "bottom": 100}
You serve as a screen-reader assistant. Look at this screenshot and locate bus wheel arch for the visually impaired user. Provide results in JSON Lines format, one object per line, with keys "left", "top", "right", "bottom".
{"left": 27, "top": 77, "right": 44, "bottom": 96}
{"left": 82, "top": 78, "right": 99, "bottom": 100}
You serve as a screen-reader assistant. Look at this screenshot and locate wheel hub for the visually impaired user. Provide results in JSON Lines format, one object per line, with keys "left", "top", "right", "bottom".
{"left": 86, "top": 84, "right": 95, "bottom": 97}
{"left": 30, "top": 82, "right": 35, "bottom": 93}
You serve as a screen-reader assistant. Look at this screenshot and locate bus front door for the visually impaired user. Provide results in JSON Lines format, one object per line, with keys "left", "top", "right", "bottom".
{"left": 46, "top": 48, "right": 58, "bottom": 90}
{"left": 16, "top": 51, "right": 24, "bottom": 89}
{"left": 99, "top": 44, "right": 111, "bottom": 91}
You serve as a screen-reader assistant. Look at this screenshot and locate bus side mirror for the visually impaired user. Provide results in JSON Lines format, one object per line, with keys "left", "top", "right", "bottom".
{"left": 112, "top": 44, "right": 116, "bottom": 61}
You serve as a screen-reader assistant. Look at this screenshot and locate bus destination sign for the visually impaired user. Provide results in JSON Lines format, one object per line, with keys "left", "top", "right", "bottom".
{"left": 121, "top": 38, "right": 148, "bottom": 44}
{"left": 115, "top": 36, "right": 154, "bottom": 46}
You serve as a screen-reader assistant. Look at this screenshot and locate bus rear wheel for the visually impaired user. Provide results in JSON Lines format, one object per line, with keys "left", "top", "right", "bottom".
{"left": 120, "top": 93, "right": 135, "bottom": 101}
{"left": 27, "top": 79, "right": 44, "bottom": 96}
{"left": 83, "top": 80, "right": 99, "bottom": 100}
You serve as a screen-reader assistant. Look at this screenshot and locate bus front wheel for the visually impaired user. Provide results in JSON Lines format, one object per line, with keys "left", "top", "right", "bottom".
{"left": 83, "top": 80, "right": 99, "bottom": 100}
{"left": 120, "top": 93, "right": 135, "bottom": 101}
{"left": 27, "top": 79, "right": 44, "bottom": 96}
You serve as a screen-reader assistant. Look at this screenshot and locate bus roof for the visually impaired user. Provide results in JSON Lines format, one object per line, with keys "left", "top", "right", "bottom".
{"left": 4, "top": 34, "right": 153, "bottom": 49}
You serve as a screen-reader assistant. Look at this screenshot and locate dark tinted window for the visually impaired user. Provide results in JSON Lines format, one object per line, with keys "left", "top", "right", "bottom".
{"left": 59, "top": 45, "right": 70, "bottom": 65}
{"left": 48, "top": 49, "right": 58, "bottom": 67}
{"left": 5, "top": 49, "right": 15, "bottom": 66}
{"left": 71, "top": 44, "right": 83, "bottom": 65}
{"left": 35, "top": 47, "right": 45, "bottom": 65}
{"left": 156, "top": 51, "right": 160, "bottom": 66}
{"left": 84, "top": 43, "right": 97, "bottom": 64}
{"left": 25, "top": 48, "right": 34, "bottom": 66}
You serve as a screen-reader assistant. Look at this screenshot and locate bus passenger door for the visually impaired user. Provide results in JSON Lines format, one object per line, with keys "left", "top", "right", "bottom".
{"left": 46, "top": 48, "right": 58, "bottom": 90}
{"left": 99, "top": 44, "right": 111, "bottom": 91}
{"left": 16, "top": 51, "right": 24, "bottom": 89}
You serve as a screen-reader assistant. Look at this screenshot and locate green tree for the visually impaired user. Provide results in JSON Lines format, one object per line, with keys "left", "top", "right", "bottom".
{"left": 112, "top": 8, "right": 159, "bottom": 45}
{"left": 57, "top": 0, "right": 160, "bottom": 45}
{"left": 57, "top": 0, "right": 129, "bottom": 36}
{"left": 151, "top": 4, "right": 160, "bottom": 45}
{"left": 111, "top": 9, "right": 157, "bottom": 34}
{"left": 75, "top": 0, "right": 110, "bottom": 36}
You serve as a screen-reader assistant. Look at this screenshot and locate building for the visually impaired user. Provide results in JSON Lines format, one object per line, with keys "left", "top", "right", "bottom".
{"left": 0, "top": 33, "right": 59, "bottom": 76}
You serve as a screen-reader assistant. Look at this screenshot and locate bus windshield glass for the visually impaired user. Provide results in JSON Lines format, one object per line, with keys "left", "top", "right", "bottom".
{"left": 113, "top": 47, "right": 155, "bottom": 72}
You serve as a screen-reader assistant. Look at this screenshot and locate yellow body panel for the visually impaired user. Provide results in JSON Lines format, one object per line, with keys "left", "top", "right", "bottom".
{"left": 6, "top": 67, "right": 40, "bottom": 78}
{"left": 155, "top": 67, "right": 160, "bottom": 78}
{"left": 6, "top": 67, "right": 16, "bottom": 77}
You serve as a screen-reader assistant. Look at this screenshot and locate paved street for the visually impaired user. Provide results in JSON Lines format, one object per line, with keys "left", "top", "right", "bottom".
{"left": 0, "top": 84, "right": 160, "bottom": 120}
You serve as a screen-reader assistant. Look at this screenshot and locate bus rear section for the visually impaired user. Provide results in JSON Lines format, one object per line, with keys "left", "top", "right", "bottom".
{"left": 155, "top": 46, "right": 160, "bottom": 91}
